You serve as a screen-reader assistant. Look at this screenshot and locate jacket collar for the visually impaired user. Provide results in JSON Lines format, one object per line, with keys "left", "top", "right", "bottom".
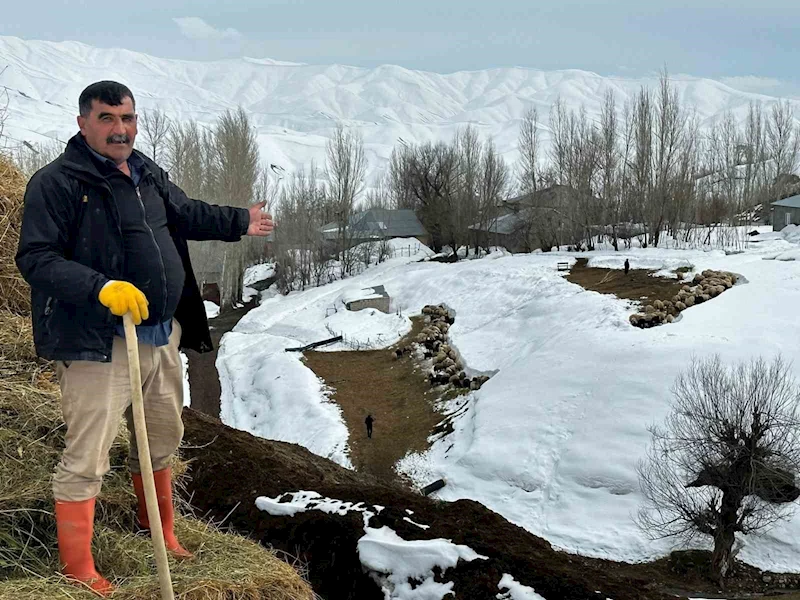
{"left": 62, "top": 133, "right": 150, "bottom": 187}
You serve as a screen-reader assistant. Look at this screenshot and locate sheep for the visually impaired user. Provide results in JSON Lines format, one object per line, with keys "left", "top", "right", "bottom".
{"left": 645, "top": 305, "right": 656, "bottom": 314}
{"left": 654, "top": 300, "right": 665, "bottom": 311}
{"left": 685, "top": 296, "right": 696, "bottom": 307}
{"left": 666, "top": 314, "right": 675, "bottom": 324}
{"left": 676, "top": 301, "right": 686, "bottom": 311}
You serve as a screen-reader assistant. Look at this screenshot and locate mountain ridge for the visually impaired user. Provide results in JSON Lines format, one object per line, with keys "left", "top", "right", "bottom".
{"left": 2, "top": 34, "right": 798, "bottom": 184}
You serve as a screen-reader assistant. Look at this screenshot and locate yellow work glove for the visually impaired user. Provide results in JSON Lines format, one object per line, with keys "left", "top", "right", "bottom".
{"left": 98, "top": 281, "right": 149, "bottom": 325}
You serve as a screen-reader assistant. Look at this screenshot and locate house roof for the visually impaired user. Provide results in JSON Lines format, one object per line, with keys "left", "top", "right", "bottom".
{"left": 503, "top": 184, "right": 597, "bottom": 208}
{"left": 468, "top": 211, "right": 526, "bottom": 235}
{"left": 321, "top": 209, "right": 427, "bottom": 239}
{"left": 772, "top": 194, "right": 800, "bottom": 209}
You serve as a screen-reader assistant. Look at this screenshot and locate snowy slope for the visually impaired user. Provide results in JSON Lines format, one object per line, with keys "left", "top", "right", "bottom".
{"left": 2, "top": 35, "right": 800, "bottom": 185}
{"left": 218, "top": 231, "right": 800, "bottom": 573}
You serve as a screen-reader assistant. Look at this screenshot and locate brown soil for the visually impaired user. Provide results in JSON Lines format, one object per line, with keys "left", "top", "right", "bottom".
{"left": 566, "top": 258, "right": 685, "bottom": 306}
{"left": 302, "top": 316, "right": 447, "bottom": 483}
{"left": 184, "top": 298, "right": 258, "bottom": 419}
{"left": 180, "top": 408, "right": 800, "bottom": 600}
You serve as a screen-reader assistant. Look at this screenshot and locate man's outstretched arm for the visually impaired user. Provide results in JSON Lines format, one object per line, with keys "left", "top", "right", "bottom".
{"left": 158, "top": 170, "right": 273, "bottom": 241}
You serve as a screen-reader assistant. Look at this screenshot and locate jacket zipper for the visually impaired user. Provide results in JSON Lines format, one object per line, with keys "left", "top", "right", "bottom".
{"left": 136, "top": 185, "right": 168, "bottom": 323}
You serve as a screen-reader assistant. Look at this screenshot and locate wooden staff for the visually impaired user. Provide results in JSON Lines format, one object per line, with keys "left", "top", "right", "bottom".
{"left": 123, "top": 313, "right": 175, "bottom": 600}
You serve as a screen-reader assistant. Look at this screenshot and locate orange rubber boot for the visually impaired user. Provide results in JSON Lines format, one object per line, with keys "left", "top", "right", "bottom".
{"left": 132, "top": 468, "right": 193, "bottom": 559}
{"left": 54, "top": 498, "right": 115, "bottom": 597}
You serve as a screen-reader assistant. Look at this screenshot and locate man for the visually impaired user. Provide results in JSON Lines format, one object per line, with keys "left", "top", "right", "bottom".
{"left": 15, "top": 81, "right": 273, "bottom": 597}
{"left": 365, "top": 414, "right": 374, "bottom": 439}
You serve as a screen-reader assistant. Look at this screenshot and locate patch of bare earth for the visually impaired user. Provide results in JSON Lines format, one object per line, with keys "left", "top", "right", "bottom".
{"left": 302, "top": 316, "right": 448, "bottom": 483}
{"left": 565, "top": 257, "right": 685, "bottom": 305}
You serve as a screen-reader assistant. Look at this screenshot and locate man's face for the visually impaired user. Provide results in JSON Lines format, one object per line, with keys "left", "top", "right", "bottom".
{"left": 77, "top": 97, "right": 137, "bottom": 165}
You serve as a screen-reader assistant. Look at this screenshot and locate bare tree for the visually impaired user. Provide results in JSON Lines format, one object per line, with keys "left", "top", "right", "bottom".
{"left": 273, "top": 163, "right": 330, "bottom": 293}
{"left": 0, "top": 86, "right": 8, "bottom": 147}
{"left": 166, "top": 120, "right": 212, "bottom": 198}
{"left": 139, "top": 108, "right": 172, "bottom": 163}
{"left": 767, "top": 100, "right": 800, "bottom": 200}
{"left": 517, "top": 106, "right": 542, "bottom": 196}
{"left": 13, "top": 139, "right": 64, "bottom": 177}
{"left": 403, "top": 141, "right": 458, "bottom": 254}
{"left": 364, "top": 176, "right": 394, "bottom": 263}
{"left": 474, "top": 138, "right": 509, "bottom": 253}
{"left": 213, "top": 107, "right": 260, "bottom": 310}
{"left": 452, "top": 125, "right": 482, "bottom": 257}
{"left": 326, "top": 125, "right": 367, "bottom": 277}
{"left": 596, "top": 91, "right": 623, "bottom": 249}
{"left": 387, "top": 145, "right": 417, "bottom": 210}
{"left": 637, "top": 355, "right": 800, "bottom": 585}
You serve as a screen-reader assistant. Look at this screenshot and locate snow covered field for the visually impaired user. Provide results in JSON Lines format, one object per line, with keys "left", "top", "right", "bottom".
{"left": 217, "top": 229, "right": 800, "bottom": 573}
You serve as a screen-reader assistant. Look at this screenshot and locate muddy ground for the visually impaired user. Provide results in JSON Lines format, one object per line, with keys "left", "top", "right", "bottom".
{"left": 180, "top": 408, "right": 800, "bottom": 600}
{"left": 565, "top": 258, "right": 686, "bottom": 306}
{"left": 302, "top": 316, "right": 449, "bottom": 483}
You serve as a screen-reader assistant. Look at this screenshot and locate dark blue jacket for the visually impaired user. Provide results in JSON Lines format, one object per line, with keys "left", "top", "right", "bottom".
{"left": 15, "top": 133, "right": 250, "bottom": 362}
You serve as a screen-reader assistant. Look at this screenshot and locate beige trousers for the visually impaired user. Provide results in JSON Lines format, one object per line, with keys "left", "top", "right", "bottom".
{"left": 53, "top": 319, "right": 184, "bottom": 502}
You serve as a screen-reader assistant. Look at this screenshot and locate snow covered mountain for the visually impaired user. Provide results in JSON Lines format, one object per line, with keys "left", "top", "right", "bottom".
{"left": 2, "top": 34, "right": 800, "bottom": 186}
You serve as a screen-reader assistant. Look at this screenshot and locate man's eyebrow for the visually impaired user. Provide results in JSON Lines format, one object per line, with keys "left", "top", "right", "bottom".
{"left": 97, "top": 111, "right": 135, "bottom": 118}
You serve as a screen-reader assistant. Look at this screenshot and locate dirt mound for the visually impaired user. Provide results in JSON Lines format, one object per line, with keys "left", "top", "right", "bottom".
{"left": 181, "top": 408, "right": 800, "bottom": 600}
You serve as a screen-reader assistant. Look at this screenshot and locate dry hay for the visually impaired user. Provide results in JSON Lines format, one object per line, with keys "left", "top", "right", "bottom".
{"left": 0, "top": 155, "right": 29, "bottom": 315}
{"left": 0, "top": 309, "right": 314, "bottom": 599}
{"left": 629, "top": 269, "right": 740, "bottom": 329}
{"left": 0, "top": 517, "right": 314, "bottom": 600}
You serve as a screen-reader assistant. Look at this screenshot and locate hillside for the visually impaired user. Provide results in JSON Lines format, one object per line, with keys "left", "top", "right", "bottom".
{"left": 212, "top": 231, "right": 800, "bottom": 576}
{"left": 2, "top": 35, "right": 800, "bottom": 183}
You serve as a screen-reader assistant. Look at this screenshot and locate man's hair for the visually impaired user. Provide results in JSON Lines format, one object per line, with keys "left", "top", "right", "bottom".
{"left": 78, "top": 81, "right": 136, "bottom": 117}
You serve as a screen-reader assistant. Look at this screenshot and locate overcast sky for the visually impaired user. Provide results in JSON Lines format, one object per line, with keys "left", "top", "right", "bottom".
{"left": 2, "top": 0, "right": 799, "bottom": 96}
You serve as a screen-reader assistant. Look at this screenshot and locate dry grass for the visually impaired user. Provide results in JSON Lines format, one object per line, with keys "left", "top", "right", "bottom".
{"left": 0, "top": 158, "right": 315, "bottom": 599}
{"left": 0, "top": 517, "right": 315, "bottom": 600}
{"left": 0, "top": 155, "right": 29, "bottom": 315}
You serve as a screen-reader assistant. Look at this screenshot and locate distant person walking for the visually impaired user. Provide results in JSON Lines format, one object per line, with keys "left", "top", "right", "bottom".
{"left": 624, "top": 259, "right": 630, "bottom": 275}
{"left": 365, "top": 414, "right": 374, "bottom": 439}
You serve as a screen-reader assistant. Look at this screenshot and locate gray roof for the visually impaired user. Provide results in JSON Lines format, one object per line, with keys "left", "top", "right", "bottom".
{"left": 469, "top": 211, "right": 526, "bottom": 235}
{"left": 321, "top": 209, "right": 427, "bottom": 240}
{"left": 772, "top": 194, "right": 800, "bottom": 209}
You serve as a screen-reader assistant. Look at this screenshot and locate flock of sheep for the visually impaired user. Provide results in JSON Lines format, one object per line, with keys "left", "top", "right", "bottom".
{"left": 394, "top": 304, "right": 490, "bottom": 390}
{"left": 629, "top": 269, "right": 739, "bottom": 328}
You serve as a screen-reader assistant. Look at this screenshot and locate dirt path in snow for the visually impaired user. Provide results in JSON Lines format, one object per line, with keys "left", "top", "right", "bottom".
{"left": 302, "top": 316, "right": 448, "bottom": 483}
{"left": 185, "top": 298, "right": 258, "bottom": 419}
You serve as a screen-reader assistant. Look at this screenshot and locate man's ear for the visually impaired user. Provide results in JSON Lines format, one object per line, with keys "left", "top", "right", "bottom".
{"left": 77, "top": 115, "right": 86, "bottom": 135}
